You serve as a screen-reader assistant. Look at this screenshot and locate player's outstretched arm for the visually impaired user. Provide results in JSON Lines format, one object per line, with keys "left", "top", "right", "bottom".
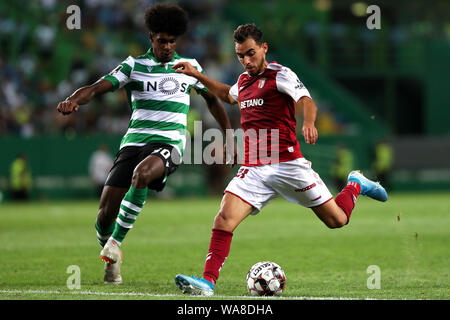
{"left": 298, "top": 96, "right": 318, "bottom": 145}
{"left": 57, "top": 79, "right": 113, "bottom": 115}
{"left": 173, "top": 62, "right": 236, "bottom": 105}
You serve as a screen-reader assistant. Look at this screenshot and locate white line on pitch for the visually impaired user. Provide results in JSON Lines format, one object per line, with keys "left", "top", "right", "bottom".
{"left": 0, "top": 289, "right": 374, "bottom": 300}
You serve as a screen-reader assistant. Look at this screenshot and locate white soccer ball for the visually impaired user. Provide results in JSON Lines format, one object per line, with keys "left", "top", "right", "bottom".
{"left": 246, "top": 261, "right": 286, "bottom": 296}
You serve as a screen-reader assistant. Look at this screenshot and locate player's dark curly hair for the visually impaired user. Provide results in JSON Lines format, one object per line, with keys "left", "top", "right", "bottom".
{"left": 233, "top": 23, "right": 265, "bottom": 45}
{"left": 144, "top": 3, "right": 188, "bottom": 36}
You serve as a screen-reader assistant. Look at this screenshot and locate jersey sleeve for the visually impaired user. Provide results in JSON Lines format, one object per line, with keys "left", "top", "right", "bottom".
{"left": 276, "top": 67, "right": 311, "bottom": 102}
{"left": 229, "top": 82, "right": 239, "bottom": 102}
{"left": 102, "top": 56, "right": 134, "bottom": 91}
{"left": 190, "top": 59, "right": 208, "bottom": 94}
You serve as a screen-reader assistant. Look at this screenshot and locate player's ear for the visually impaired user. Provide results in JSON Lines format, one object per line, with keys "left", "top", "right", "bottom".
{"left": 149, "top": 32, "right": 154, "bottom": 43}
{"left": 262, "top": 42, "right": 268, "bottom": 53}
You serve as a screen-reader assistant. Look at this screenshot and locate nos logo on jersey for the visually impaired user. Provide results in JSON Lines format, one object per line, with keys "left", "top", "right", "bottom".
{"left": 146, "top": 77, "right": 189, "bottom": 95}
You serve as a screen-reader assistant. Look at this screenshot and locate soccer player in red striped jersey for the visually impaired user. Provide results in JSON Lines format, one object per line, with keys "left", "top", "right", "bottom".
{"left": 173, "top": 24, "right": 388, "bottom": 296}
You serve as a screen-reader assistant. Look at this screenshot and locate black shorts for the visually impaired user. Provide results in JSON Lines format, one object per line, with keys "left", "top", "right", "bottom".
{"left": 105, "top": 143, "right": 181, "bottom": 192}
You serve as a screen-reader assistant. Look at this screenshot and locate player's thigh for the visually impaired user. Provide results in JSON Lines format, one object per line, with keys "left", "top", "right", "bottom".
{"left": 97, "top": 185, "right": 128, "bottom": 226}
{"left": 214, "top": 192, "right": 254, "bottom": 232}
{"left": 310, "top": 199, "right": 348, "bottom": 228}
{"left": 132, "top": 154, "right": 166, "bottom": 187}
{"left": 133, "top": 143, "right": 180, "bottom": 189}
{"left": 225, "top": 166, "right": 278, "bottom": 215}
{"left": 270, "top": 158, "right": 333, "bottom": 208}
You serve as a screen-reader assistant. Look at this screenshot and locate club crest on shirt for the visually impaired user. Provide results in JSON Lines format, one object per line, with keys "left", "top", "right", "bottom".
{"left": 258, "top": 78, "right": 266, "bottom": 89}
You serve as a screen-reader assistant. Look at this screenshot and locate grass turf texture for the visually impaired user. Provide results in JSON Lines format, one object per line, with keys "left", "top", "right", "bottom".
{"left": 0, "top": 192, "right": 449, "bottom": 300}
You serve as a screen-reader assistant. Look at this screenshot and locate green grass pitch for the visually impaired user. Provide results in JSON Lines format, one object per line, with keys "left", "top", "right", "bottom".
{"left": 0, "top": 192, "right": 449, "bottom": 300}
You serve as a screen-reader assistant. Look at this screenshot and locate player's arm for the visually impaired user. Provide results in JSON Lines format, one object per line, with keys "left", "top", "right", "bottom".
{"left": 200, "top": 90, "right": 238, "bottom": 165}
{"left": 200, "top": 90, "right": 233, "bottom": 133}
{"left": 173, "top": 62, "right": 237, "bottom": 105}
{"left": 276, "top": 67, "right": 318, "bottom": 145}
{"left": 57, "top": 79, "right": 113, "bottom": 115}
{"left": 297, "top": 96, "right": 318, "bottom": 145}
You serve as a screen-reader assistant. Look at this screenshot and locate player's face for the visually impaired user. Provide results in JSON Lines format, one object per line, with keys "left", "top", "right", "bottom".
{"left": 235, "top": 38, "right": 268, "bottom": 76}
{"left": 150, "top": 32, "right": 177, "bottom": 63}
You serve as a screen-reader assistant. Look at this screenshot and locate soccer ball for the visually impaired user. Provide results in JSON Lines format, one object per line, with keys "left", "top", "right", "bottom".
{"left": 246, "top": 261, "right": 286, "bottom": 296}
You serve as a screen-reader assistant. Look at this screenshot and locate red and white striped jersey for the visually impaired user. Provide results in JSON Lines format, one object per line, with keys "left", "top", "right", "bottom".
{"left": 229, "top": 62, "right": 311, "bottom": 166}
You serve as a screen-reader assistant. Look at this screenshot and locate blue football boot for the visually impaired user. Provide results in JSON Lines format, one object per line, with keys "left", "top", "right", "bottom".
{"left": 175, "top": 274, "right": 215, "bottom": 296}
{"left": 347, "top": 170, "right": 388, "bottom": 202}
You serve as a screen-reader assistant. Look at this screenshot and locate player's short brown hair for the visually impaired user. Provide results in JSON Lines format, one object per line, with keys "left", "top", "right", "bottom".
{"left": 233, "top": 24, "right": 265, "bottom": 45}
{"left": 144, "top": 3, "right": 188, "bottom": 36}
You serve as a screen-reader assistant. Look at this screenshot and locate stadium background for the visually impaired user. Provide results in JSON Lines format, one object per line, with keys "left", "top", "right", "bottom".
{"left": 0, "top": 0, "right": 449, "bottom": 302}
{"left": 0, "top": 0, "right": 449, "bottom": 200}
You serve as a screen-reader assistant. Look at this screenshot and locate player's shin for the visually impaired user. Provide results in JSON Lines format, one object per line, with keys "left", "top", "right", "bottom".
{"left": 95, "top": 220, "right": 115, "bottom": 247}
{"left": 335, "top": 181, "right": 361, "bottom": 224}
{"left": 111, "top": 185, "right": 148, "bottom": 245}
{"left": 203, "top": 228, "right": 233, "bottom": 284}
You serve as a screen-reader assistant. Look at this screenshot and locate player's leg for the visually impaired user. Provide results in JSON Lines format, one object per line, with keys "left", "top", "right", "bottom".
{"left": 175, "top": 164, "right": 277, "bottom": 295}
{"left": 271, "top": 159, "right": 388, "bottom": 228}
{"left": 99, "top": 154, "right": 165, "bottom": 283}
{"left": 212, "top": 191, "right": 254, "bottom": 232}
{"left": 311, "top": 198, "right": 352, "bottom": 228}
{"left": 312, "top": 170, "right": 388, "bottom": 228}
{"left": 203, "top": 191, "right": 253, "bottom": 279}
{"left": 95, "top": 186, "right": 128, "bottom": 247}
{"left": 94, "top": 147, "right": 141, "bottom": 284}
{"left": 106, "top": 154, "right": 165, "bottom": 247}
{"left": 175, "top": 192, "right": 254, "bottom": 295}
{"left": 95, "top": 187, "right": 129, "bottom": 284}
{"left": 101, "top": 144, "right": 179, "bottom": 284}
{"left": 95, "top": 146, "right": 138, "bottom": 249}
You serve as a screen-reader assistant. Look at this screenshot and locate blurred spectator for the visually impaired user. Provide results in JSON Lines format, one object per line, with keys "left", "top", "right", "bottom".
{"left": 9, "top": 154, "right": 33, "bottom": 201}
{"left": 331, "top": 144, "right": 354, "bottom": 190}
{"left": 89, "top": 144, "right": 113, "bottom": 197}
{"left": 372, "top": 141, "right": 394, "bottom": 190}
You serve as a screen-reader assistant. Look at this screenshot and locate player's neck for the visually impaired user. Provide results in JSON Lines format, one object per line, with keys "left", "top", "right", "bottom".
{"left": 250, "top": 60, "right": 269, "bottom": 77}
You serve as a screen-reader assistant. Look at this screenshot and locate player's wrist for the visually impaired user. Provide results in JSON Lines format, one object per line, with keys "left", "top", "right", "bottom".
{"left": 302, "top": 120, "right": 315, "bottom": 127}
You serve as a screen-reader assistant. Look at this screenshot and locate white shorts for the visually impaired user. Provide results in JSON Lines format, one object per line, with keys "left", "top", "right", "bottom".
{"left": 225, "top": 158, "right": 333, "bottom": 215}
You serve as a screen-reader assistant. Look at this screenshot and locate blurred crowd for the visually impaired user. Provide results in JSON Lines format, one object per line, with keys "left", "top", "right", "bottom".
{"left": 6, "top": 0, "right": 445, "bottom": 138}
{"left": 0, "top": 0, "right": 245, "bottom": 138}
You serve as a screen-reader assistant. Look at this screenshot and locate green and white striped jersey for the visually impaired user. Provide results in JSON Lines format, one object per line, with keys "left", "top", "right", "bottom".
{"left": 103, "top": 48, "right": 207, "bottom": 156}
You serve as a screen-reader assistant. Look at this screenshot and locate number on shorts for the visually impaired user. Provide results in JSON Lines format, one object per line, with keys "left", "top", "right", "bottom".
{"left": 152, "top": 148, "right": 171, "bottom": 159}
{"left": 236, "top": 168, "right": 249, "bottom": 179}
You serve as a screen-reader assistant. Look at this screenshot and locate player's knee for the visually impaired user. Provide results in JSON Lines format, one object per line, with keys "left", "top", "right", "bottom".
{"left": 325, "top": 216, "right": 347, "bottom": 229}
{"left": 214, "top": 210, "right": 227, "bottom": 225}
{"left": 131, "top": 167, "right": 152, "bottom": 187}
{"left": 213, "top": 210, "right": 235, "bottom": 231}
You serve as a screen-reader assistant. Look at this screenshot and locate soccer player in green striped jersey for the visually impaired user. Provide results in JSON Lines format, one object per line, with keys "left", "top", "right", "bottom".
{"left": 57, "top": 3, "right": 233, "bottom": 284}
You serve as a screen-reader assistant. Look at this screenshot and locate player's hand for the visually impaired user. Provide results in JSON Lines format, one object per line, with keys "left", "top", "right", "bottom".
{"left": 302, "top": 122, "right": 318, "bottom": 145}
{"left": 172, "top": 62, "right": 199, "bottom": 77}
{"left": 57, "top": 100, "right": 79, "bottom": 115}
